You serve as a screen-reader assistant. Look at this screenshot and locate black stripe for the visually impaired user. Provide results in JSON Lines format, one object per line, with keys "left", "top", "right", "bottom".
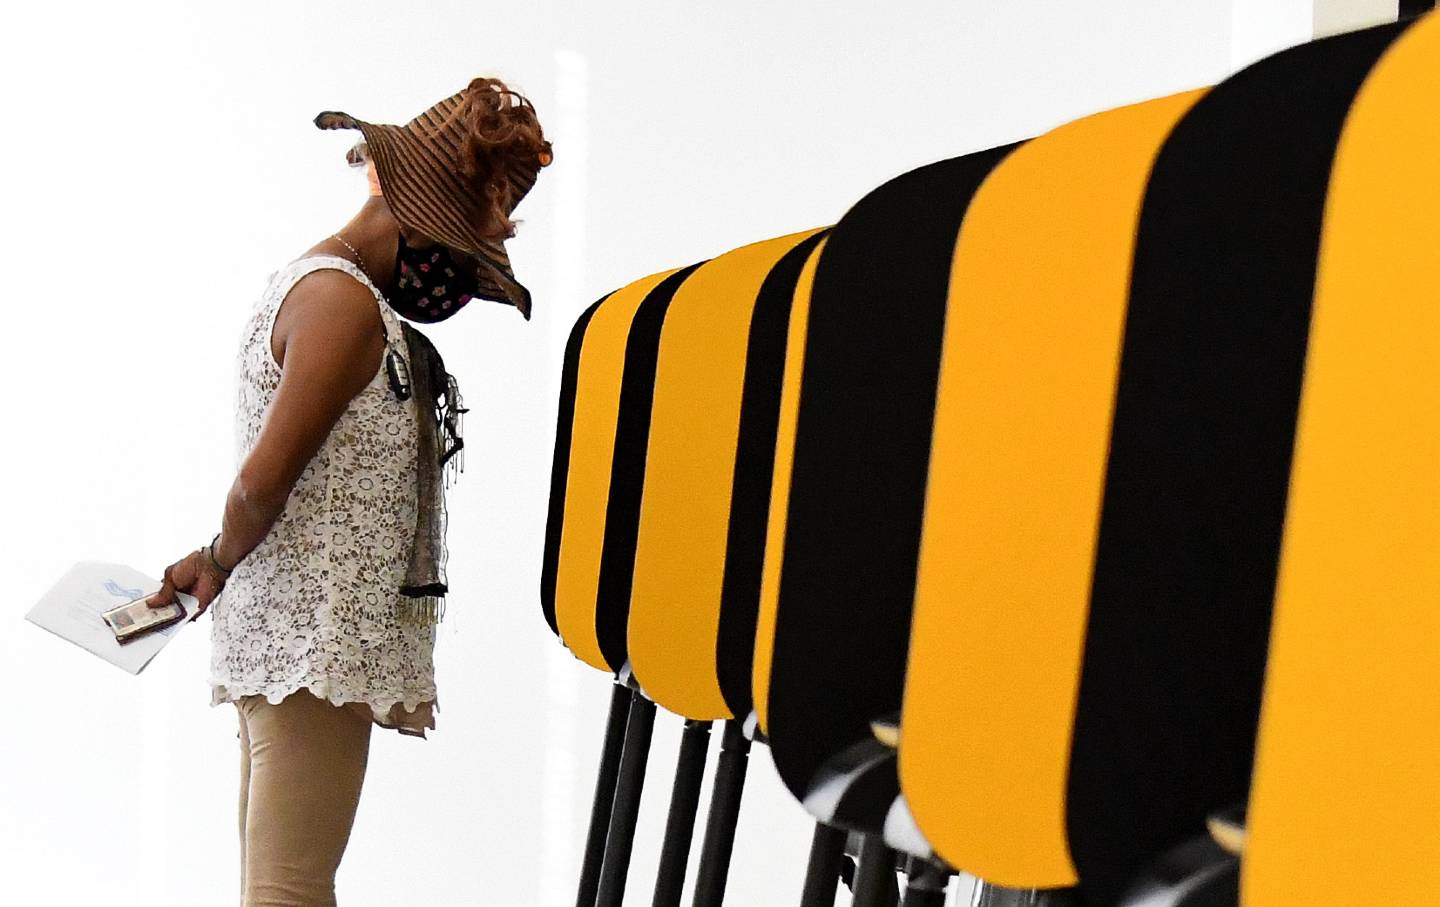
{"left": 1400, "top": 1, "right": 1434, "bottom": 18}
{"left": 593, "top": 263, "right": 707, "bottom": 672}
{"left": 717, "top": 229, "right": 830, "bottom": 717}
{"left": 764, "top": 146, "right": 1018, "bottom": 811}
{"left": 539, "top": 295, "right": 609, "bottom": 635}
{"left": 1066, "top": 22, "right": 1409, "bottom": 904}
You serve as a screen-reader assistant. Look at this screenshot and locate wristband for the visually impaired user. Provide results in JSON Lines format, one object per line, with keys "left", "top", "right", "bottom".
{"left": 207, "top": 532, "right": 234, "bottom": 575}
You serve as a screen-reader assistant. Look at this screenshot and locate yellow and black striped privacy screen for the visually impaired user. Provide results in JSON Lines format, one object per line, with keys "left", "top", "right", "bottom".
{"left": 750, "top": 146, "right": 1018, "bottom": 810}
{"left": 1245, "top": 12, "right": 1440, "bottom": 904}
{"left": 714, "top": 231, "right": 831, "bottom": 719}
{"left": 751, "top": 237, "right": 824, "bottom": 732}
{"left": 628, "top": 228, "right": 827, "bottom": 721}
{"left": 1061, "top": 19, "right": 1417, "bottom": 905}
{"left": 541, "top": 294, "right": 608, "bottom": 635}
{"left": 550, "top": 264, "right": 702, "bottom": 673}
{"left": 900, "top": 87, "right": 1206, "bottom": 891}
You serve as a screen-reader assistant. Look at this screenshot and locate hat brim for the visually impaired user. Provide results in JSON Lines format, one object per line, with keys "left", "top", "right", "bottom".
{"left": 314, "top": 108, "right": 533, "bottom": 319}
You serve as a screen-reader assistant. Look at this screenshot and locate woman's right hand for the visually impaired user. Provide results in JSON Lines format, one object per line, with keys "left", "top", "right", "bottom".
{"left": 147, "top": 548, "right": 227, "bottom": 621}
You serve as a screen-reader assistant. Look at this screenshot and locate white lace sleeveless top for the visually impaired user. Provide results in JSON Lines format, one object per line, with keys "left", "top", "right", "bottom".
{"left": 209, "top": 255, "right": 438, "bottom": 736}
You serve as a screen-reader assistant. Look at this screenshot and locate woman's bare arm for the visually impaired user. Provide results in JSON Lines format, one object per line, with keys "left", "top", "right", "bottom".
{"left": 150, "top": 271, "right": 386, "bottom": 613}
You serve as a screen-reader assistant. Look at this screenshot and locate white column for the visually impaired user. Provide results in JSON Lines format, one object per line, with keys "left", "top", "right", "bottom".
{"left": 536, "top": 47, "right": 590, "bottom": 907}
{"left": 1313, "top": 0, "right": 1400, "bottom": 37}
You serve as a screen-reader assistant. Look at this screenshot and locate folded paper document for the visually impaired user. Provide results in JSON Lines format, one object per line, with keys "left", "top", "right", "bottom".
{"left": 25, "top": 561, "right": 197, "bottom": 675}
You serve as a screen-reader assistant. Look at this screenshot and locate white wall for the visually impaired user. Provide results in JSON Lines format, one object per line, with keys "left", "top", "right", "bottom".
{"left": 0, "top": 2, "right": 1314, "bottom": 904}
{"left": 1230, "top": 0, "right": 1400, "bottom": 69}
{"left": 1231, "top": 0, "right": 1314, "bottom": 67}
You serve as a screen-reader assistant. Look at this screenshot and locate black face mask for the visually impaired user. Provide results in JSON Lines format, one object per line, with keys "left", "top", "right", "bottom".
{"left": 389, "top": 235, "right": 484, "bottom": 323}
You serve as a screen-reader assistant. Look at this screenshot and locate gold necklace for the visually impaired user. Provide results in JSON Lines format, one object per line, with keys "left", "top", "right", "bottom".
{"left": 330, "top": 232, "right": 375, "bottom": 285}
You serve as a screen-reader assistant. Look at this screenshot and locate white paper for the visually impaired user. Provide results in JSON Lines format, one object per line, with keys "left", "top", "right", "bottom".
{"left": 24, "top": 561, "right": 198, "bottom": 675}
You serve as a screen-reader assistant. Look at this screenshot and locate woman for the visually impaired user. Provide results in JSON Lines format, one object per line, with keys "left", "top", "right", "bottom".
{"left": 145, "top": 76, "right": 551, "bottom": 906}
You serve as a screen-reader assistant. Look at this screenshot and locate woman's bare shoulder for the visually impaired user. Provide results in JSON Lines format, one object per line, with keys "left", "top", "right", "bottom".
{"left": 272, "top": 269, "right": 385, "bottom": 367}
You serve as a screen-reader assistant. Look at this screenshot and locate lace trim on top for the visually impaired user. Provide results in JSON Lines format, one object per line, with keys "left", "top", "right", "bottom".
{"left": 211, "top": 682, "right": 436, "bottom": 737}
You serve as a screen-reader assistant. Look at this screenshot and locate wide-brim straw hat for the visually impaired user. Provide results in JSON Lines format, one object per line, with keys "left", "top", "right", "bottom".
{"left": 314, "top": 88, "right": 541, "bottom": 319}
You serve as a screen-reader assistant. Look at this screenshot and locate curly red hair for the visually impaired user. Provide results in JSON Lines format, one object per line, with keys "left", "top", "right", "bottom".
{"left": 454, "top": 76, "right": 553, "bottom": 243}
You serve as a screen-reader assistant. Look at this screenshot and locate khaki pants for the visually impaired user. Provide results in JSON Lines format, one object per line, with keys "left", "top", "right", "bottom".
{"left": 236, "top": 691, "right": 373, "bottom": 907}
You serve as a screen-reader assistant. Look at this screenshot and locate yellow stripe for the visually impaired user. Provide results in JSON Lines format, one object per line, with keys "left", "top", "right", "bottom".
{"left": 753, "top": 238, "right": 827, "bottom": 732}
{"left": 630, "top": 229, "right": 825, "bottom": 720}
{"left": 1245, "top": 14, "right": 1440, "bottom": 903}
{"left": 555, "top": 268, "right": 683, "bottom": 672}
{"left": 900, "top": 88, "right": 1206, "bottom": 887}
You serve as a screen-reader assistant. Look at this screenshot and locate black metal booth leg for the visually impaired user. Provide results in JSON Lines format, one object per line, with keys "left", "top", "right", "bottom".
{"left": 691, "top": 719, "right": 753, "bottom": 907}
{"left": 849, "top": 835, "right": 900, "bottom": 907}
{"left": 799, "top": 822, "right": 849, "bottom": 907}
{"left": 576, "top": 682, "right": 634, "bottom": 907}
{"left": 899, "top": 856, "right": 951, "bottom": 907}
{"left": 651, "top": 720, "right": 715, "bottom": 907}
{"left": 594, "top": 689, "right": 658, "bottom": 907}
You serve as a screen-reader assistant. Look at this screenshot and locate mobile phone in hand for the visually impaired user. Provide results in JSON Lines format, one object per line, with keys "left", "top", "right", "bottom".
{"left": 102, "top": 595, "right": 186, "bottom": 644}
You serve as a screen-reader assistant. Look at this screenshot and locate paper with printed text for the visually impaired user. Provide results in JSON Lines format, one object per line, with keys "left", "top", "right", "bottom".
{"left": 25, "top": 561, "right": 197, "bottom": 675}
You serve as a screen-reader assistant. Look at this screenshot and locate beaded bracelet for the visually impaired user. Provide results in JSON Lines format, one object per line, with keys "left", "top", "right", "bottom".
{"left": 207, "top": 532, "right": 234, "bottom": 576}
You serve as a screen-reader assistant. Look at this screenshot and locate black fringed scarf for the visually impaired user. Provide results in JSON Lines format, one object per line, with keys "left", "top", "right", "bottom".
{"left": 390, "top": 324, "right": 466, "bottom": 625}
